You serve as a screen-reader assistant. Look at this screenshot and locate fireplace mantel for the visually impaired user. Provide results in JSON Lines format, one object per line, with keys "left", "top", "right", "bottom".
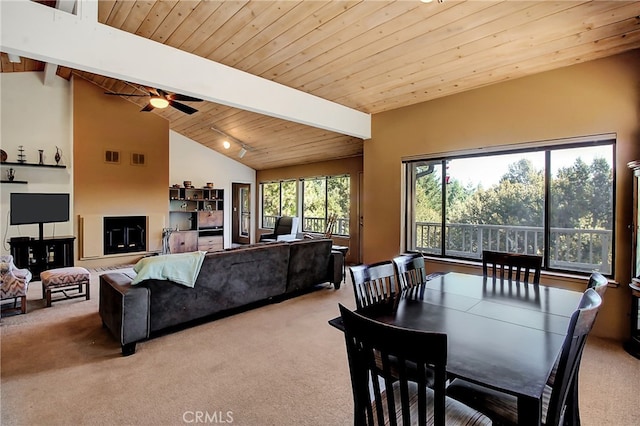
{"left": 79, "top": 214, "right": 164, "bottom": 259}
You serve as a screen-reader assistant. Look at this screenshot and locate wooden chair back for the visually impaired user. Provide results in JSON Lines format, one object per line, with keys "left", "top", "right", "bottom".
{"left": 339, "top": 304, "right": 490, "bottom": 426}
{"left": 587, "top": 271, "right": 608, "bottom": 298}
{"left": 349, "top": 261, "right": 399, "bottom": 310}
{"left": 545, "top": 288, "right": 602, "bottom": 426}
{"left": 482, "top": 250, "right": 542, "bottom": 285}
{"left": 393, "top": 253, "right": 427, "bottom": 291}
{"left": 324, "top": 213, "right": 337, "bottom": 238}
{"left": 340, "top": 303, "right": 446, "bottom": 425}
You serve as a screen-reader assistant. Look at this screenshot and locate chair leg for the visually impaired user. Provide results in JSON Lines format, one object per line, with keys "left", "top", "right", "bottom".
{"left": 567, "top": 378, "right": 581, "bottom": 426}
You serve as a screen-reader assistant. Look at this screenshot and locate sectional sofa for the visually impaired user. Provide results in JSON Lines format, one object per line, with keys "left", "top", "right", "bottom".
{"left": 99, "top": 238, "right": 343, "bottom": 355}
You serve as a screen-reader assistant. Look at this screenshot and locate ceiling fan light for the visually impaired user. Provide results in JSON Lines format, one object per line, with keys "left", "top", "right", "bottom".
{"left": 149, "top": 96, "right": 169, "bottom": 109}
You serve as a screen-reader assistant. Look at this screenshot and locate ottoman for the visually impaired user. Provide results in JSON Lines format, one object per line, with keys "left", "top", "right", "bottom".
{"left": 40, "top": 267, "right": 90, "bottom": 307}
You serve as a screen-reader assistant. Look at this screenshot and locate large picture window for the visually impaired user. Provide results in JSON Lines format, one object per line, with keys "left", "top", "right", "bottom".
{"left": 405, "top": 138, "right": 614, "bottom": 275}
{"left": 302, "top": 175, "right": 350, "bottom": 236}
{"left": 261, "top": 180, "right": 297, "bottom": 228}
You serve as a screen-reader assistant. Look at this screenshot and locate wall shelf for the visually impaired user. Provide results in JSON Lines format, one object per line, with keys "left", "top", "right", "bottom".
{"left": 0, "top": 161, "right": 66, "bottom": 169}
{"left": 1, "top": 180, "right": 28, "bottom": 184}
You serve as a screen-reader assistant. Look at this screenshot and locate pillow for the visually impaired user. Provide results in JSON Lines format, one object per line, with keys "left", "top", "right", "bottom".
{"left": 131, "top": 251, "right": 206, "bottom": 288}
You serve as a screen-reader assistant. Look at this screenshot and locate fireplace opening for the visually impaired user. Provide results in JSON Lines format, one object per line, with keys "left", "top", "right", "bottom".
{"left": 104, "top": 216, "right": 146, "bottom": 255}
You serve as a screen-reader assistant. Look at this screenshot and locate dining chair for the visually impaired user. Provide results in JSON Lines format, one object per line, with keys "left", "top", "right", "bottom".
{"left": 587, "top": 271, "right": 608, "bottom": 298}
{"left": 392, "top": 253, "right": 428, "bottom": 291}
{"left": 349, "top": 261, "right": 399, "bottom": 310}
{"left": 482, "top": 250, "right": 542, "bottom": 285}
{"left": 446, "top": 288, "right": 602, "bottom": 426}
{"left": 338, "top": 304, "right": 492, "bottom": 426}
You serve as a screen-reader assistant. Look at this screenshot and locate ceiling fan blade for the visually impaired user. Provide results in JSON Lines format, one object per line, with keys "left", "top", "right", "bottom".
{"left": 168, "top": 93, "right": 203, "bottom": 102}
{"left": 169, "top": 100, "right": 198, "bottom": 115}
{"left": 104, "top": 92, "right": 148, "bottom": 97}
{"left": 140, "top": 103, "right": 155, "bottom": 112}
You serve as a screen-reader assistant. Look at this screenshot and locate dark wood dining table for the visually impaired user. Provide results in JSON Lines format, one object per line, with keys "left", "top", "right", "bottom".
{"left": 329, "top": 272, "right": 584, "bottom": 426}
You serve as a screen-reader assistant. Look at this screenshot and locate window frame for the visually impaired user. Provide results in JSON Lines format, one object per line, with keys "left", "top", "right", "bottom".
{"left": 260, "top": 179, "right": 297, "bottom": 229}
{"left": 403, "top": 135, "right": 616, "bottom": 276}
{"left": 301, "top": 174, "right": 351, "bottom": 237}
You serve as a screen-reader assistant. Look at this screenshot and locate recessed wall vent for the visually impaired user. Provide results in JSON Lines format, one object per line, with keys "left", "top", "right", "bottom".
{"left": 104, "top": 150, "right": 120, "bottom": 164}
{"left": 131, "top": 152, "right": 146, "bottom": 166}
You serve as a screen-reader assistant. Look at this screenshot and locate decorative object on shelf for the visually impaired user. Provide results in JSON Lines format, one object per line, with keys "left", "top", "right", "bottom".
{"left": 17, "top": 146, "right": 26, "bottom": 163}
{"left": 55, "top": 146, "right": 62, "bottom": 165}
{"left": 0, "top": 149, "right": 7, "bottom": 163}
{"left": 172, "top": 184, "right": 180, "bottom": 188}
{"left": 38, "top": 149, "right": 44, "bottom": 165}
{"left": 183, "top": 180, "right": 192, "bottom": 188}
{"left": 205, "top": 182, "right": 214, "bottom": 188}
{"left": 7, "top": 168, "right": 15, "bottom": 181}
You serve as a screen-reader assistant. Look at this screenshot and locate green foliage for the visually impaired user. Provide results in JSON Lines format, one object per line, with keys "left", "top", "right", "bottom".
{"left": 410, "top": 151, "right": 613, "bottom": 271}
{"left": 262, "top": 182, "right": 280, "bottom": 218}
{"left": 455, "top": 159, "right": 544, "bottom": 226}
{"left": 281, "top": 180, "right": 297, "bottom": 216}
{"left": 551, "top": 157, "right": 612, "bottom": 229}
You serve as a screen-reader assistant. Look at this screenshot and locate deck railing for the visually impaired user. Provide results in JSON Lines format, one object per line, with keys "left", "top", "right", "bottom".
{"left": 263, "top": 215, "right": 350, "bottom": 236}
{"left": 414, "top": 222, "right": 611, "bottom": 274}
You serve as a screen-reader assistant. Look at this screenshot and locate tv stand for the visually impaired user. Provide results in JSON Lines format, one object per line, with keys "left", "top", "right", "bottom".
{"left": 9, "top": 235, "right": 75, "bottom": 280}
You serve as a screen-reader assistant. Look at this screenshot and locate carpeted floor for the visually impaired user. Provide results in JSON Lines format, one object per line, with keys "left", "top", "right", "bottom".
{"left": 1, "top": 268, "right": 638, "bottom": 425}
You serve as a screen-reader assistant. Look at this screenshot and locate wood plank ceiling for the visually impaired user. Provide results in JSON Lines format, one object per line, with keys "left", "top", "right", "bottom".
{"left": 2, "top": 0, "right": 640, "bottom": 170}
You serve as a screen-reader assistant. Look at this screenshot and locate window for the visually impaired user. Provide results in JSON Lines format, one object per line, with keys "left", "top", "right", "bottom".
{"left": 405, "top": 138, "right": 614, "bottom": 275}
{"left": 261, "top": 180, "right": 297, "bottom": 228}
{"left": 302, "top": 175, "right": 350, "bottom": 236}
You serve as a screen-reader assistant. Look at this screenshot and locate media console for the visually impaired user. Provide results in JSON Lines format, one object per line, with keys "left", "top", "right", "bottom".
{"left": 9, "top": 236, "right": 75, "bottom": 280}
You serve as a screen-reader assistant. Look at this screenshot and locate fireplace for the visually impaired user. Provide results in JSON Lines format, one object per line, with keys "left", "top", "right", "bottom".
{"left": 104, "top": 216, "right": 146, "bottom": 255}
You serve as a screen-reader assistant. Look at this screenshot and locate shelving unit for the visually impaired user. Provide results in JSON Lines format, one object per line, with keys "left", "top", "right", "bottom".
{"left": 1, "top": 161, "right": 67, "bottom": 184}
{"left": 168, "top": 187, "right": 224, "bottom": 253}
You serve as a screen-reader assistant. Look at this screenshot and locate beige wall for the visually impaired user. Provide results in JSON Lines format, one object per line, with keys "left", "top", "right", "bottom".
{"left": 73, "top": 77, "right": 169, "bottom": 268}
{"left": 365, "top": 50, "right": 640, "bottom": 340}
{"left": 256, "top": 156, "right": 363, "bottom": 263}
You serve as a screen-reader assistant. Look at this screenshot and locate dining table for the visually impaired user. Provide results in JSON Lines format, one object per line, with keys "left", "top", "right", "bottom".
{"left": 329, "top": 271, "right": 584, "bottom": 426}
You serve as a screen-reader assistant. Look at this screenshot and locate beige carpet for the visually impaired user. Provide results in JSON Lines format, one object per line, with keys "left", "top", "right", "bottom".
{"left": 1, "top": 269, "right": 638, "bottom": 425}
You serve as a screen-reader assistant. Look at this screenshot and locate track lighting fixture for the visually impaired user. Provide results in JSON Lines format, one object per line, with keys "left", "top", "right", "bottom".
{"left": 210, "top": 126, "right": 253, "bottom": 158}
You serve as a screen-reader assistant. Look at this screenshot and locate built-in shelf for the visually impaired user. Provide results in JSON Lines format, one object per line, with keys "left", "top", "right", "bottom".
{"left": 0, "top": 161, "right": 66, "bottom": 169}
{"left": 1, "top": 180, "right": 28, "bottom": 184}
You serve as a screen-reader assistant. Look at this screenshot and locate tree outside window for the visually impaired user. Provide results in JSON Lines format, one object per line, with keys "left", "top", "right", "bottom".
{"left": 302, "top": 175, "right": 350, "bottom": 236}
{"left": 261, "top": 180, "right": 297, "bottom": 228}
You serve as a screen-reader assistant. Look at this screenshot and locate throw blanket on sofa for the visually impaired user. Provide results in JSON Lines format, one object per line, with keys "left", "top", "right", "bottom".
{"left": 131, "top": 251, "right": 206, "bottom": 288}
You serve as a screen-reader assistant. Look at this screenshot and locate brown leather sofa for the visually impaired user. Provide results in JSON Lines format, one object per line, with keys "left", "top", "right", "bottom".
{"left": 99, "top": 238, "right": 342, "bottom": 355}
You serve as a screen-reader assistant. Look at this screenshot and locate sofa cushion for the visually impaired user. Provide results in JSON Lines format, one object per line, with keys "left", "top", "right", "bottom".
{"left": 286, "top": 239, "right": 333, "bottom": 293}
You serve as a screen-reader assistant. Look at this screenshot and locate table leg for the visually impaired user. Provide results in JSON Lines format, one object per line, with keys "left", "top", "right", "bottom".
{"left": 517, "top": 396, "right": 542, "bottom": 426}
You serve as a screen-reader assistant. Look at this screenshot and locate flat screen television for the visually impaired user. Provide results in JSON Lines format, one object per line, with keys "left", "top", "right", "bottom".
{"left": 10, "top": 193, "right": 70, "bottom": 240}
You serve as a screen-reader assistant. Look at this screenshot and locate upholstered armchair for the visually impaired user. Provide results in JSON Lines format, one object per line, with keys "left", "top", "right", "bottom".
{"left": 259, "top": 216, "right": 299, "bottom": 242}
{"left": 0, "top": 255, "right": 32, "bottom": 315}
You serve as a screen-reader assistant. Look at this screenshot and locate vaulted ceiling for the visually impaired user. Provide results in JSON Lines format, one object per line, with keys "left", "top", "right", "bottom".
{"left": 2, "top": 0, "right": 639, "bottom": 170}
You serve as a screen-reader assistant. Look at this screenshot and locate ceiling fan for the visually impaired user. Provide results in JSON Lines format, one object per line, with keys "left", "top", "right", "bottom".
{"left": 104, "top": 87, "right": 203, "bottom": 114}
